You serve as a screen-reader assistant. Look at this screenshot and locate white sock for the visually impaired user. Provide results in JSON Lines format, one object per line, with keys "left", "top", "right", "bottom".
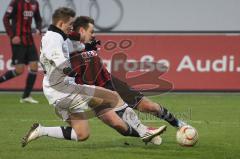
{"left": 39, "top": 126, "right": 78, "bottom": 141}
{"left": 70, "top": 129, "right": 78, "bottom": 140}
{"left": 114, "top": 103, "right": 128, "bottom": 112}
{"left": 136, "top": 124, "right": 148, "bottom": 137}
{"left": 121, "top": 107, "right": 148, "bottom": 137}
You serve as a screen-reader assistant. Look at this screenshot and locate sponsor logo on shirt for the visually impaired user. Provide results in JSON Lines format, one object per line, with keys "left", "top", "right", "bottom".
{"left": 23, "top": 11, "right": 34, "bottom": 17}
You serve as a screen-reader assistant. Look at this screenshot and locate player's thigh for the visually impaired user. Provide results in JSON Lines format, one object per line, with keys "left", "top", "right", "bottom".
{"left": 14, "top": 64, "right": 25, "bottom": 74}
{"left": 28, "top": 61, "right": 38, "bottom": 71}
{"left": 136, "top": 97, "right": 161, "bottom": 113}
{"left": 93, "top": 86, "right": 119, "bottom": 102}
{"left": 78, "top": 84, "right": 124, "bottom": 107}
{"left": 104, "top": 76, "right": 144, "bottom": 108}
{"left": 87, "top": 97, "right": 114, "bottom": 117}
{"left": 53, "top": 91, "right": 89, "bottom": 121}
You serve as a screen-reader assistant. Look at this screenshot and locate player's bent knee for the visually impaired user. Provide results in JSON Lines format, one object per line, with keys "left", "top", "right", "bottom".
{"left": 73, "top": 128, "right": 90, "bottom": 142}
{"left": 29, "top": 69, "right": 38, "bottom": 74}
{"left": 30, "top": 68, "right": 38, "bottom": 72}
{"left": 15, "top": 67, "right": 24, "bottom": 75}
{"left": 15, "top": 70, "right": 24, "bottom": 75}
{"left": 76, "top": 133, "right": 90, "bottom": 141}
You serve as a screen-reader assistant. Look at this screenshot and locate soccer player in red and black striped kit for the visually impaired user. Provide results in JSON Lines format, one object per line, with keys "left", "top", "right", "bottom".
{"left": 70, "top": 16, "right": 188, "bottom": 130}
{"left": 1, "top": 0, "right": 42, "bottom": 103}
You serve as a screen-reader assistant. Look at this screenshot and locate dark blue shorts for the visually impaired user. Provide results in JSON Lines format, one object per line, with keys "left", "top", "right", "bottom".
{"left": 103, "top": 76, "right": 144, "bottom": 108}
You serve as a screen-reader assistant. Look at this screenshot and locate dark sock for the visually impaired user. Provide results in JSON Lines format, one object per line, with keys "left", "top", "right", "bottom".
{"left": 158, "top": 107, "right": 179, "bottom": 127}
{"left": 0, "top": 70, "right": 18, "bottom": 83}
{"left": 121, "top": 124, "right": 140, "bottom": 137}
{"left": 22, "top": 71, "right": 37, "bottom": 98}
{"left": 115, "top": 107, "right": 127, "bottom": 118}
{"left": 60, "top": 126, "right": 73, "bottom": 140}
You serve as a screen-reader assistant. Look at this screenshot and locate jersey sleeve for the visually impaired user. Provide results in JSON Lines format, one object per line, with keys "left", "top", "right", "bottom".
{"left": 3, "top": 0, "right": 17, "bottom": 38}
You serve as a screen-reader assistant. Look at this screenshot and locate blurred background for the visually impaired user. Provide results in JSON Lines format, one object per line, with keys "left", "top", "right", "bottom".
{"left": 0, "top": 0, "right": 240, "bottom": 91}
{"left": 1, "top": 0, "right": 240, "bottom": 32}
{"left": 0, "top": 1, "right": 239, "bottom": 159}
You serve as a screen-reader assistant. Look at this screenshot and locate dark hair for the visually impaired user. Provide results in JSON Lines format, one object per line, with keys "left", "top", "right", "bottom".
{"left": 73, "top": 16, "right": 94, "bottom": 32}
{"left": 52, "top": 7, "right": 76, "bottom": 25}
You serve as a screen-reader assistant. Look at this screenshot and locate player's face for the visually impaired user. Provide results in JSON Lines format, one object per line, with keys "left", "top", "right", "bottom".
{"left": 80, "top": 23, "right": 95, "bottom": 43}
{"left": 61, "top": 17, "right": 75, "bottom": 34}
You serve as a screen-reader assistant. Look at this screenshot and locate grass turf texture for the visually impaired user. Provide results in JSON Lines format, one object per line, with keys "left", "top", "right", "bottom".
{"left": 0, "top": 93, "right": 239, "bottom": 159}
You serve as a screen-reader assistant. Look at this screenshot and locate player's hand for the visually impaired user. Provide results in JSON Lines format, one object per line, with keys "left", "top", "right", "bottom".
{"left": 11, "top": 36, "right": 21, "bottom": 44}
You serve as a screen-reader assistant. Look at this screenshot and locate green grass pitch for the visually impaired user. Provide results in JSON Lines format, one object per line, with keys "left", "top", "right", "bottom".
{"left": 0, "top": 93, "right": 239, "bottom": 159}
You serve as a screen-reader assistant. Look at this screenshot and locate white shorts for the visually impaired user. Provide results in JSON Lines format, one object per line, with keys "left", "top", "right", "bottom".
{"left": 54, "top": 84, "right": 96, "bottom": 121}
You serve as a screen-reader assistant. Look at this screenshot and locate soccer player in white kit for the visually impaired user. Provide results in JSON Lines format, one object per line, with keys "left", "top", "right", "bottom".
{"left": 21, "top": 7, "right": 166, "bottom": 147}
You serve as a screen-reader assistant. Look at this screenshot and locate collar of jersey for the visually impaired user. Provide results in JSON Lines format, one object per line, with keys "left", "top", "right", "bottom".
{"left": 48, "top": 25, "right": 68, "bottom": 40}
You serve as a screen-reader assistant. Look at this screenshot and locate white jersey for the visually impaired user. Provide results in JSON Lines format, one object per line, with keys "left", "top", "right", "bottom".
{"left": 40, "top": 26, "right": 96, "bottom": 106}
{"left": 40, "top": 29, "right": 75, "bottom": 104}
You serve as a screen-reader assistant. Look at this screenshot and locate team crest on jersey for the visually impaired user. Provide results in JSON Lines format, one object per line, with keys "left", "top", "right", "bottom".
{"left": 7, "top": 6, "right": 13, "bottom": 13}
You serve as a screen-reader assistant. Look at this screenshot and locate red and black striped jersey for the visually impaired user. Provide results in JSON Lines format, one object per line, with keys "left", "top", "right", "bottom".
{"left": 70, "top": 50, "right": 111, "bottom": 86}
{"left": 3, "top": 0, "right": 42, "bottom": 46}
